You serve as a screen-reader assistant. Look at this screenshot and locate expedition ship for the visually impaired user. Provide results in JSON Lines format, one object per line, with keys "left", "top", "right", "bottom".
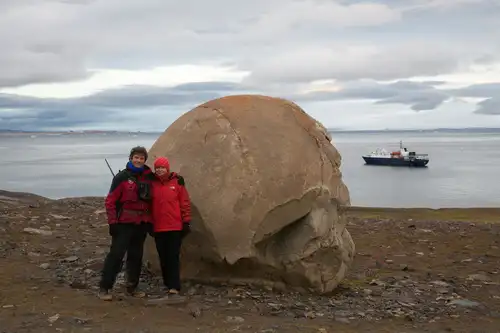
{"left": 362, "top": 141, "right": 429, "bottom": 167}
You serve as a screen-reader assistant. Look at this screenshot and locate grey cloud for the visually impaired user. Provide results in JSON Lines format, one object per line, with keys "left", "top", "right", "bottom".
{"left": 0, "top": 105, "right": 114, "bottom": 130}
{"left": 241, "top": 0, "right": 500, "bottom": 84}
{"left": 80, "top": 81, "right": 244, "bottom": 108}
{"left": 0, "top": 81, "right": 241, "bottom": 109}
{"left": 0, "top": 0, "right": 402, "bottom": 88}
{"left": 3, "top": 79, "right": 500, "bottom": 131}
{"left": 243, "top": 42, "right": 497, "bottom": 84}
{"left": 0, "top": 81, "right": 246, "bottom": 130}
{"left": 0, "top": 51, "right": 90, "bottom": 88}
{"left": 451, "top": 83, "right": 500, "bottom": 98}
{"left": 3, "top": 77, "right": 500, "bottom": 132}
{"left": 374, "top": 93, "right": 447, "bottom": 111}
{"left": 1, "top": 0, "right": 499, "bottom": 88}
{"left": 291, "top": 79, "right": 500, "bottom": 113}
{"left": 291, "top": 80, "right": 450, "bottom": 111}
{"left": 474, "top": 98, "right": 500, "bottom": 115}
{"left": 449, "top": 83, "right": 500, "bottom": 114}
{"left": 172, "top": 82, "right": 242, "bottom": 92}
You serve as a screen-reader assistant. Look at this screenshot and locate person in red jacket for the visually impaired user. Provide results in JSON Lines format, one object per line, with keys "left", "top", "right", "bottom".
{"left": 99, "top": 146, "right": 153, "bottom": 301}
{"left": 151, "top": 156, "right": 191, "bottom": 296}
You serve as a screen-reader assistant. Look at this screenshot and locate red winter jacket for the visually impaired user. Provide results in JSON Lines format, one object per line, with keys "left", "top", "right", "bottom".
{"left": 104, "top": 165, "right": 153, "bottom": 225}
{"left": 151, "top": 172, "right": 191, "bottom": 232}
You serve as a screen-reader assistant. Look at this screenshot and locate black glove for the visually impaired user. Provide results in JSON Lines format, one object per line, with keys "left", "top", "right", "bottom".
{"left": 109, "top": 223, "right": 120, "bottom": 236}
{"left": 181, "top": 221, "right": 191, "bottom": 239}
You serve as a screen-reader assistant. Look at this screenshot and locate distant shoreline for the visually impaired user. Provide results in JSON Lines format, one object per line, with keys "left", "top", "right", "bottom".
{"left": 2, "top": 127, "right": 500, "bottom": 136}
{"left": 346, "top": 206, "right": 500, "bottom": 223}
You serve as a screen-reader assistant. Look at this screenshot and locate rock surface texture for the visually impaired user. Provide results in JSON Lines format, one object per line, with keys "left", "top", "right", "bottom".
{"left": 146, "top": 94, "right": 355, "bottom": 294}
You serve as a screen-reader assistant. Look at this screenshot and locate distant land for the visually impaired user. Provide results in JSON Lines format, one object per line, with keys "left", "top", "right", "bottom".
{"left": 1, "top": 127, "right": 500, "bottom": 135}
{"left": 328, "top": 127, "right": 500, "bottom": 134}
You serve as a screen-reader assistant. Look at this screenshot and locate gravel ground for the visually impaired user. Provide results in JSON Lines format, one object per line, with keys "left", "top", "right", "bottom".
{"left": 1, "top": 191, "right": 499, "bottom": 333}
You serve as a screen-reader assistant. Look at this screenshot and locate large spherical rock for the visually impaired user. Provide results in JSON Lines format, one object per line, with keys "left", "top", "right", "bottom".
{"left": 145, "top": 94, "right": 355, "bottom": 294}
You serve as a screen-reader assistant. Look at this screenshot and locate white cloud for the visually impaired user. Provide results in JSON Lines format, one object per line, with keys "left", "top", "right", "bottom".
{"left": 403, "top": 0, "right": 489, "bottom": 11}
{"left": 410, "top": 63, "right": 500, "bottom": 89}
{"left": 0, "top": 0, "right": 500, "bottom": 131}
{"left": 243, "top": 41, "right": 483, "bottom": 84}
{"left": 1, "top": 65, "right": 249, "bottom": 98}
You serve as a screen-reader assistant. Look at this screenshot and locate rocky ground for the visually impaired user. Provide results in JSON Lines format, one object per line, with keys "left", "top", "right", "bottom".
{"left": 1, "top": 190, "right": 499, "bottom": 333}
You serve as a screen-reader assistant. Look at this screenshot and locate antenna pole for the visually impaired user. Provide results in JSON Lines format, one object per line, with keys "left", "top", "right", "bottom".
{"left": 105, "top": 158, "right": 115, "bottom": 177}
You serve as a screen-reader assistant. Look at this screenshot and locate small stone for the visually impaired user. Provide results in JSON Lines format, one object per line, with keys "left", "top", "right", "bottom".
{"left": 490, "top": 312, "right": 500, "bottom": 318}
{"left": 371, "top": 287, "right": 383, "bottom": 296}
{"left": 73, "top": 317, "right": 91, "bottom": 325}
{"left": 63, "top": 256, "right": 79, "bottom": 262}
{"left": 48, "top": 314, "right": 60, "bottom": 324}
{"left": 467, "top": 274, "right": 490, "bottom": 282}
{"left": 186, "top": 286, "right": 197, "bottom": 296}
{"left": 188, "top": 304, "right": 202, "bottom": 318}
{"left": 268, "top": 302, "right": 282, "bottom": 310}
{"left": 448, "top": 299, "right": 481, "bottom": 308}
{"left": 304, "top": 311, "right": 316, "bottom": 319}
{"left": 49, "top": 214, "right": 70, "bottom": 220}
{"left": 146, "top": 295, "right": 187, "bottom": 306}
{"left": 431, "top": 281, "right": 449, "bottom": 287}
{"left": 369, "top": 279, "right": 385, "bottom": 286}
{"left": 226, "top": 316, "right": 245, "bottom": 323}
{"left": 23, "top": 228, "right": 52, "bottom": 236}
{"left": 335, "top": 317, "right": 350, "bottom": 324}
{"left": 70, "top": 280, "right": 87, "bottom": 289}
{"left": 40, "top": 263, "right": 50, "bottom": 269}
{"left": 437, "top": 288, "right": 449, "bottom": 294}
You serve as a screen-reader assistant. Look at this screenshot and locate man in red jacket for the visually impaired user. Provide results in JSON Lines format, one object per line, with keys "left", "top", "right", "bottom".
{"left": 99, "top": 146, "right": 153, "bottom": 301}
{"left": 151, "top": 156, "right": 191, "bottom": 296}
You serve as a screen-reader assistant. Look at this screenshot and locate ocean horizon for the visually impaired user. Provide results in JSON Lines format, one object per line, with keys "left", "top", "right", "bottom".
{"left": 1, "top": 129, "right": 499, "bottom": 209}
{"left": 2, "top": 126, "right": 500, "bottom": 135}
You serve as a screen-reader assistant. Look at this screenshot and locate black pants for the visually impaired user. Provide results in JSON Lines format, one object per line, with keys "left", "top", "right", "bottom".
{"left": 99, "top": 223, "right": 149, "bottom": 290}
{"left": 154, "top": 231, "right": 183, "bottom": 291}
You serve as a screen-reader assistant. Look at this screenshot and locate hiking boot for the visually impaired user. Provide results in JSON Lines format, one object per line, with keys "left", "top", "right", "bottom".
{"left": 126, "top": 286, "right": 146, "bottom": 298}
{"left": 166, "top": 288, "right": 186, "bottom": 302}
{"left": 167, "top": 288, "right": 179, "bottom": 295}
{"left": 153, "top": 289, "right": 186, "bottom": 304}
{"left": 98, "top": 288, "right": 112, "bottom": 301}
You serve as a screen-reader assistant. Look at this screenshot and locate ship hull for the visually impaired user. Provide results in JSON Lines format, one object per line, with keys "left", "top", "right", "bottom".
{"left": 362, "top": 156, "right": 429, "bottom": 167}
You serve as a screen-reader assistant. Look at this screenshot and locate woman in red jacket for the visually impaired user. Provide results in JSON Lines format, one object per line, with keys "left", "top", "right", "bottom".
{"left": 151, "top": 156, "right": 191, "bottom": 296}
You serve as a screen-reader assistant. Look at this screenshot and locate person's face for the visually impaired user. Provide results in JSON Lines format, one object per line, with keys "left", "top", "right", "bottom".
{"left": 130, "top": 154, "right": 146, "bottom": 168}
{"left": 155, "top": 166, "right": 168, "bottom": 176}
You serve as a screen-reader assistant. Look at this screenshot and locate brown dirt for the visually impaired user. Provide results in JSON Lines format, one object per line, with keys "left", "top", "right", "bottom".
{"left": 1, "top": 191, "right": 499, "bottom": 333}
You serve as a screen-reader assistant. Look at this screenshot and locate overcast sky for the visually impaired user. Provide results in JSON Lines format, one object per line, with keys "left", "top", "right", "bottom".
{"left": 1, "top": 0, "right": 500, "bottom": 131}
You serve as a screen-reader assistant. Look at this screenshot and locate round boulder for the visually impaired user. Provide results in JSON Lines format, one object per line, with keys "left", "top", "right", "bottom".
{"left": 146, "top": 94, "right": 355, "bottom": 294}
